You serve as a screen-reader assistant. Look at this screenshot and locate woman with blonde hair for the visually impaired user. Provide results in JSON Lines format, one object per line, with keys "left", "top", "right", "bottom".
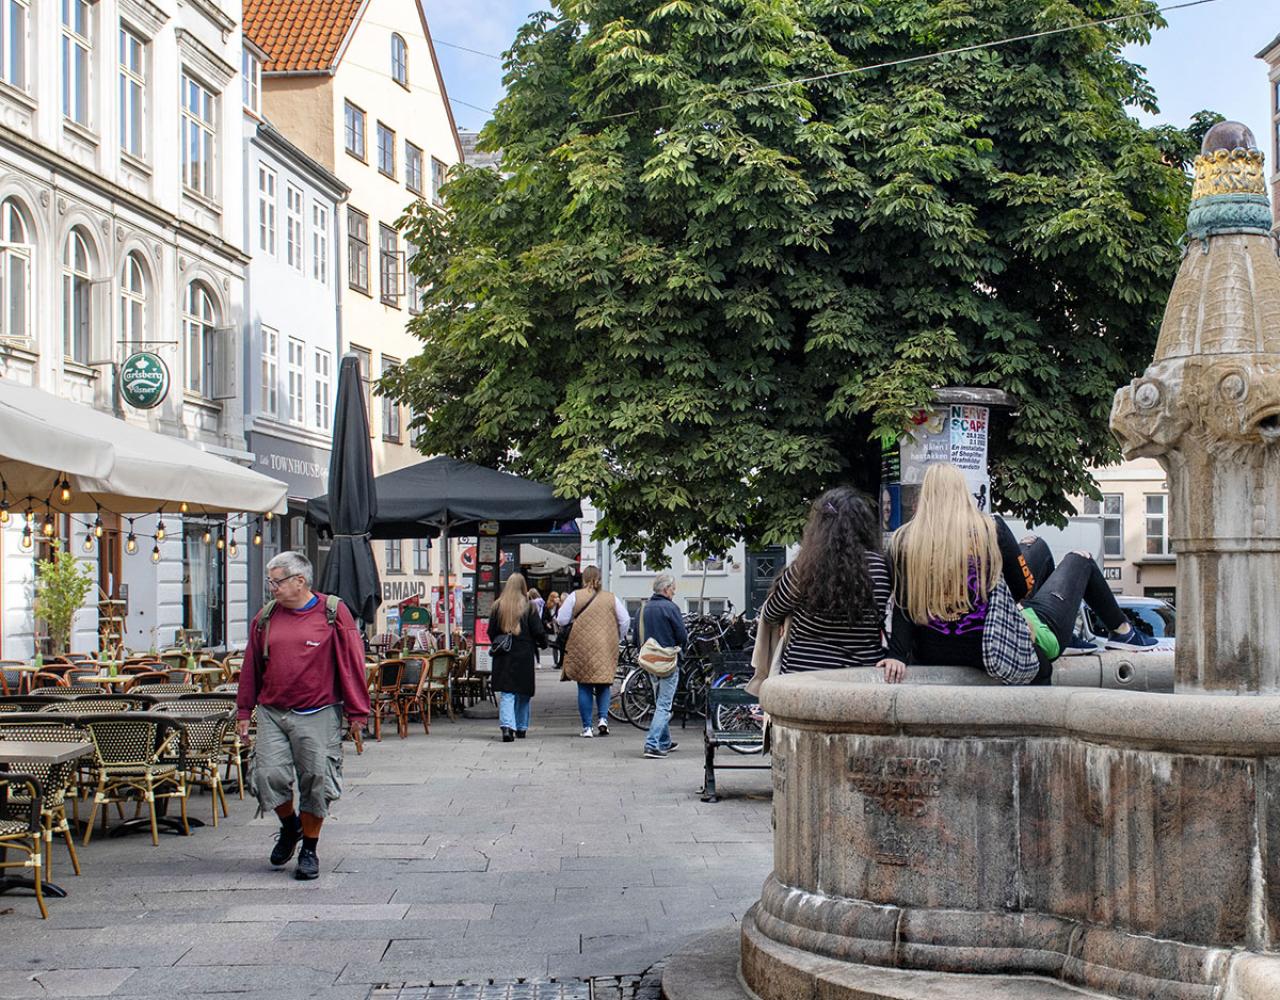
{"left": 557, "top": 565, "right": 631, "bottom": 737}
{"left": 488, "top": 572, "right": 546, "bottom": 742}
{"left": 542, "top": 591, "right": 563, "bottom": 668}
{"left": 879, "top": 463, "right": 1038, "bottom": 684}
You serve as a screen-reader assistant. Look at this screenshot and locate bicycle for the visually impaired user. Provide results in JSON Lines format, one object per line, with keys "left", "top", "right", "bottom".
{"left": 607, "top": 639, "right": 637, "bottom": 722}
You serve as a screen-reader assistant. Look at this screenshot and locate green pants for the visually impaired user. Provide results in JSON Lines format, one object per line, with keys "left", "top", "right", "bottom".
{"left": 254, "top": 705, "right": 344, "bottom": 818}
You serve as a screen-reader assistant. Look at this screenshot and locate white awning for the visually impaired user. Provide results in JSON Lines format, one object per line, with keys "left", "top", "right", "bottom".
{"left": 0, "top": 379, "right": 287, "bottom": 515}
{"left": 519, "top": 543, "right": 577, "bottom": 573}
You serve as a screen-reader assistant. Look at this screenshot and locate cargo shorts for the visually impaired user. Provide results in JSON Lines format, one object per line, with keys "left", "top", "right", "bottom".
{"left": 253, "top": 704, "right": 344, "bottom": 818}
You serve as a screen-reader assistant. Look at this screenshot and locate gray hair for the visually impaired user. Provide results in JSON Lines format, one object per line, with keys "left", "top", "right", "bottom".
{"left": 267, "top": 551, "right": 313, "bottom": 587}
{"left": 652, "top": 572, "right": 676, "bottom": 594}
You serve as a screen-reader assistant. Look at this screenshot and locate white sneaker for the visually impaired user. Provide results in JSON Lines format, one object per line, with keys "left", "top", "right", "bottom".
{"left": 580, "top": 727, "right": 594, "bottom": 738}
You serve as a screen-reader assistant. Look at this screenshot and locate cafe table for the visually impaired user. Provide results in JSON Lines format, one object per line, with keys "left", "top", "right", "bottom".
{"left": 186, "top": 666, "right": 225, "bottom": 692}
{"left": 0, "top": 740, "right": 93, "bottom": 900}
{"left": 80, "top": 673, "right": 133, "bottom": 691}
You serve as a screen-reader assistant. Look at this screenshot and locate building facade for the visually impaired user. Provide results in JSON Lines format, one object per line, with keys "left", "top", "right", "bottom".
{"left": 240, "top": 65, "right": 348, "bottom": 616}
{"left": 0, "top": 0, "right": 253, "bottom": 656}
{"left": 1260, "top": 31, "right": 1280, "bottom": 227}
{"left": 244, "top": 0, "right": 463, "bottom": 630}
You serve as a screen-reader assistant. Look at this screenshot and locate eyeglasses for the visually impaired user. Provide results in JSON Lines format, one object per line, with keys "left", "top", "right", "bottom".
{"left": 265, "top": 574, "right": 299, "bottom": 590}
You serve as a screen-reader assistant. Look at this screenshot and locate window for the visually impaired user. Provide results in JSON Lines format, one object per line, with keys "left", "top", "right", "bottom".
{"left": 351, "top": 344, "right": 372, "bottom": 425}
{"left": 405, "top": 240, "right": 422, "bottom": 315}
{"left": 391, "top": 33, "right": 408, "bottom": 87}
{"left": 620, "top": 555, "right": 648, "bottom": 574}
{"left": 1082, "top": 494, "right": 1124, "bottom": 560}
{"left": 181, "top": 74, "right": 217, "bottom": 199}
{"left": 61, "top": 0, "right": 91, "bottom": 126}
{"left": 0, "top": 197, "right": 30, "bottom": 342}
{"left": 687, "top": 598, "right": 728, "bottom": 616}
{"left": 379, "top": 224, "right": 400, "bottom": 306}
{"left": 257, "top": 164, "right": 276, "bottom": 254}
{"left": 384, "top": 539, "right": 403, "bottom": 574}
{"left": 686, "top": 553, "right": 727, "bottom": 574}
{"left": 431, "top": 157, "right": 446, "bottom": 206}
{"left": 285, "top": 184, "right": 304, "bottom": 272}
{"left": 0, "top": 0, "right": 28, "bottom": 90}
{"left": 183, "top": 282, "right": 216, "bottom": 394}
{"left": 314, "top": 348, "right": 331, "bottom": 430}
{"left": 408, "top": 406, "right": 422, "bottom": 447}
{"left": 405, "top": 142, "right": 423, "bottom": 194}
{"left": 413, "top": 537, "right": 430, "bottom": 574}
{"left": 286, "top": 337, "right": 304, "bottom": 423}
{"left": 344, "top": 101, "right": 365, "bottom": 159}
{"left": 260, "top": 326, "right": 277, "bottom": 416}
{"left": 624, "top": 598, "right": 644, "bottom": 620}
{"left": 376, "top": 122, "right": 395, "bottom": 177}
{"left": 311, "top": 202, "right": 328, "bottom": 282}
{"left": 242, "top": 47, "right": 260, "bottom": 114}
{"left": 380, "top": 356, "right": 400, "bottom": 442}
{"left": 118, "top": 27, "right": 145, "bottom": 158}
{"left": 62, "top": 227, "right": 93, "bottom": 363}
{"left": 1145, "top": 494, "right": 1170, "bottom": 556}
{"left": 120, "top": 251, "right": 147, "bottom": 355}
{"left": 347, "top": 207, "right": 368, "bottom": 293}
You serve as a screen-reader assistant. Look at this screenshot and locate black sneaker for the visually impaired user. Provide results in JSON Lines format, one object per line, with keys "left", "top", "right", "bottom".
{"left": 515, "top": 730, "right": 526, "bottom": 739}
{"left": 295, "top": 845, "right": 320, "bottom": 880}
{"left": 270, "top": 819, "right": 302, "bottom": 868}
{"left": 664, "top": 741, "right": 679, "bottom": 753}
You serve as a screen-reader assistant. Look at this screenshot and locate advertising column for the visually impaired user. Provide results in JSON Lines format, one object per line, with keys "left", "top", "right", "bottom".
{"left": 471, "top": 521, "right": 500, "bottom": 676}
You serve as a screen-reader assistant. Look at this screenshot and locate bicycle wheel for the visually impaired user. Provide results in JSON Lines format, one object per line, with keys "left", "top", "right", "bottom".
{"left": 608, "top": 658, "right": 631, "bottom": 722}
{"left": 620, "top": 668, "right": 656, "bottom": 728}
{"left": 712, "top": 672, "right": 764, "bottom": 754}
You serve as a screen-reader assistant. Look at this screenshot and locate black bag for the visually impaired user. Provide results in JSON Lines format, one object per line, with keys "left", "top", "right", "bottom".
{"left": 491, "top": 632, "right": 513, "bottom": 655}
{"left": 555, "top": 590, "right": 598, "bottom": 653}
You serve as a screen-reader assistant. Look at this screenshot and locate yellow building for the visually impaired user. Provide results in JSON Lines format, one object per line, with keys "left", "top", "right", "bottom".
{"left": 1260, "top": 30, "right": 1280, "bottom": 228}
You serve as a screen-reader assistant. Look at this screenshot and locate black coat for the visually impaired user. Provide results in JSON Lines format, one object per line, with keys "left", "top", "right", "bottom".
{"left": 489, "top": 605, "right": 546, "bottom": 698}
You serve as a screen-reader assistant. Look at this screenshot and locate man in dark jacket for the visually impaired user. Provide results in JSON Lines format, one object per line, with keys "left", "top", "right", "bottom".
{"left": 641, "top": 573, "right": 689, "bottom": 758}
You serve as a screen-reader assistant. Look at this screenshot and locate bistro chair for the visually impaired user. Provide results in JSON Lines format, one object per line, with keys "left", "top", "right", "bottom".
{"left": 0, "top": 696, "right": 67, "bottom": 712}
{"left": 46, "top": 695, "right": 142, "bottom": 713}
{"left": 130, "top": 683, "right": 199, "bottom": 699}
{"left": 0, "top": 774, "right": 49, "bottom": 918}
{"left": 29, "top": 671, "right": 69, "bottom": 689}
{"left": 125, "top": 671, "right": 168, "bottom": 689}
{"left": 394, "top": 657, "right": 428, "bottom": 736}
{"left": 0, "top": 718, "right": 87, "bottom": 880}
{"left": 154, "top": 705, "right": 233, "bottom": 826}
{"left": 27, "top": 684, "right": 76, "bottom": 698}
{"left": 80, "top": 714, "right": 190, "bottom": 846}
{"left": 0, "top": 661, "right": 26, "bottom": 695}
{"left": 422, "top": 652, "right": 455, "bottom": 729}
{"left": 369, "top": 660, "right": 405, "bottom": 741}
{"left": 221, "top": 653, "right": 244, "bottom": 684}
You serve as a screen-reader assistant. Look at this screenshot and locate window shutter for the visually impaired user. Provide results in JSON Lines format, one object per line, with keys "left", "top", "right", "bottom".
{"left": 209, "top": 324, "right": 238, "bottom": 400}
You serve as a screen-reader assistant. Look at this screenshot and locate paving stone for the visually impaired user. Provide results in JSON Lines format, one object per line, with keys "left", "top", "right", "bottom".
{"left": 0, "top": 967, "right": 136, "bottom": 997}
{"left": 113, "top": 963, "right": 339, "bottom": 994}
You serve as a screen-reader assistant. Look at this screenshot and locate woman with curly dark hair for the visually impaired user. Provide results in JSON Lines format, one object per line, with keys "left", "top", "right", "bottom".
{"left": 760, "top": 487, "right": 892, "bottom": 672}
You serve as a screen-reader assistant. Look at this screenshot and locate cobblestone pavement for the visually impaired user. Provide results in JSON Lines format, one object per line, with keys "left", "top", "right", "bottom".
{"left": 0, "top": 673, "right": 772, "bottom": 998}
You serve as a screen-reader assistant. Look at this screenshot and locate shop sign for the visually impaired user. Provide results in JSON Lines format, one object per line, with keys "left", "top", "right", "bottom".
{"left": 382, "top": 579, "right": 427, "bottom": 602}
{"left": 1102, "top": 566, "right": 1122, "bottom": 581}
{"left": 119, "top": 352, "right": 170, "bottom": 409}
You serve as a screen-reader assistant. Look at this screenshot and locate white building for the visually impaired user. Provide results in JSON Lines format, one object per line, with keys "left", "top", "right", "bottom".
{"left": 240, "top": 48, "right": 348, "bottom": 616}
{"left": 1259, "top": 30, "right": 1280, "bottom": 228}
{"left": 244, "top": 0, "right": 464, "bottom": 629}
{"left": 0, "top": 0, "right": 252, "bottom": 656}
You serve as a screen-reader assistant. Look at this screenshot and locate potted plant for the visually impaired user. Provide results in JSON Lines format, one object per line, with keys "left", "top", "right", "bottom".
{"left": 33, "top": 543, "right": 95, "bottom": 657}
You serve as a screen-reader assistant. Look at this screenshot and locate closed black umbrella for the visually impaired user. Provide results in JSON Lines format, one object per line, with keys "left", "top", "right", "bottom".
{"left": 317, "top": 354, "right": 380, "bottom": 624}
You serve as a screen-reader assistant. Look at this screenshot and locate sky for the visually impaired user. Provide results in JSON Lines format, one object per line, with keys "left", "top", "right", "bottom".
{"left": 425, "top": 0, "right": 1276, "bottom": 158}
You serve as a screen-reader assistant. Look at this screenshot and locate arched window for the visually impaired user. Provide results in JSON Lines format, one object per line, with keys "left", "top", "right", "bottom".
{"left": 391, "top": 33, "right": 407, "bottom": 87}
{"left": 184, "top": 281, "right": 216, "bottom": 394}
{"left": 62, "top": 226, "right": 94, "bottom": 363}
{"left": 0, "top": 197, "right": 31, "bottom": 342}
{"left": 120, "top": 251, "right": 147, "bottom": 354}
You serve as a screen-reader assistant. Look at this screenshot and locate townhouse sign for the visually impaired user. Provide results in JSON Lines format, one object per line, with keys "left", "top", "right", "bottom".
{"left": 119, "top": 352, "right": 170, "bottom": 409}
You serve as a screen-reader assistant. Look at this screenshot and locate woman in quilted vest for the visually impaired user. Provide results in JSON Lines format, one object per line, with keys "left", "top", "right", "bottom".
{"left": 557, "top": 566, "right": 632, "bottom": 738}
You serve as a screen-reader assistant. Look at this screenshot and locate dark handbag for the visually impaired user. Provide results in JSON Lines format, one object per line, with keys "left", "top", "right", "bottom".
{"left": 491, "top": 633, "right": 513, "bottom": 655}
{"left": 556, "top": 590, "right": 598, "bottom": 653}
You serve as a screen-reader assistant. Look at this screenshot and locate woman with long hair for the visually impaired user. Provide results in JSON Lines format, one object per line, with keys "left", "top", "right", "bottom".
{"left": 542, "top": 591, "right": 562, "bottom": 668}
{"left": 879, "top": 463, "right": 1038, "bottom": 683}
{"left": 488, "top": 572, "right": 546, "bottom": 742}
{"left": 556, "top": 565, "right": 631, "bottom": 737}
{"left": 760, "top": 487, "right": 892, "bottom": 671}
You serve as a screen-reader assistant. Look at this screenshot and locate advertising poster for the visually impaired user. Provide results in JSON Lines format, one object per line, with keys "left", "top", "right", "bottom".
{"left": 949, "top": 404, "right": 990, "bottom": 510}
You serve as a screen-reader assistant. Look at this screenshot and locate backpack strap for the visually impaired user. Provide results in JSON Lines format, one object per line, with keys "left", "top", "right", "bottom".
{"left": 256, "top": 599, "right": 278, "bottom": 660}
{"left": 325, "top": 594, "right": 341, "bottom": 626}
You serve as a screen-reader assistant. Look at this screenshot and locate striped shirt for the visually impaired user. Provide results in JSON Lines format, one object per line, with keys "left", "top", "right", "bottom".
{"left": 761, "top": 555, "right": 892, "bottom": 672}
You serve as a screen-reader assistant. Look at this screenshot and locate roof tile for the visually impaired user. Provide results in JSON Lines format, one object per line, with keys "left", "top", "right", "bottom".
{"left": 243, "top": 0, "right": 363, "bottom": 73}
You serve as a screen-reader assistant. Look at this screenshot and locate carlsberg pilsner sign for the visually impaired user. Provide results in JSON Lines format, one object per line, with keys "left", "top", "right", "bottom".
{"left": 120, "top": 352, "right": 170, "bottom": 409}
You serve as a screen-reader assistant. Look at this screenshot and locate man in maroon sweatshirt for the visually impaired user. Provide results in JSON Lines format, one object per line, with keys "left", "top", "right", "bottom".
{"left": 237, "top": 552, "right": 370, "bottom": 880}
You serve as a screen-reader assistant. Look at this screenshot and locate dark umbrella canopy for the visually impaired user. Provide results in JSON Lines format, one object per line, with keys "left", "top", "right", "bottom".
{"left": 316, "top": 355, "right": 381, "bottom": 623}
{"left": 307, "top": 456, "right": 582, "bottom": 539}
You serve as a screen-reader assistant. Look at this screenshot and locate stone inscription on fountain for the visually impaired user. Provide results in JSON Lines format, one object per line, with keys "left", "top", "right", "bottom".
{"left": 849, "top": 755, "right": 945, "bottom": 818}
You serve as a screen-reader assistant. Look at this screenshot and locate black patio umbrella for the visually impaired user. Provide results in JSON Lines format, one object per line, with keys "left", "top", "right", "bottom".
{"left": 316, "top": 355, "right": 381, "bottom": 624}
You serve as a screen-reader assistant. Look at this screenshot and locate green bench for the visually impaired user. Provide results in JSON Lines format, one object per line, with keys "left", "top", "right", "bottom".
{"left": 701, "top": 681, "right": 769, "bottom": 803}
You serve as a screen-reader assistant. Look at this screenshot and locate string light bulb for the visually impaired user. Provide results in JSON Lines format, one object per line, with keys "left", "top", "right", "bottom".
{"left": 93, "top": 515, "right": 103, "bottom": 538}
{"left": 155, "top": 519, "right": 166, "bottom": 542}
{"left": 126, "top": 532, "right": 138, "bottom": 555}
{"left": 58, "top": 478, "right": 71, "bottom": 504}
{"left": 216, "top": 533, "right": 225, "bottom": 552}
{"left": 151, "top": 544, "right": 161, "bottom": 563}
{"left": 202, "top": 527, "right": 212, "bottom": 545}
{"left": 24, "top": 508, "right": 33, "bottom": 526}
{"left": 41, "top": 514, "right": 55, "bottom": 538}
{"left": 264, "top": 511, "right": 273, "bottom": 521}
{"left": 0, "top": 500, "right": 10, "bottom": 525}
{"left": 20, "top": 527, "right": 32, "bottom": 549}
{"left": 253, "top": 528, "right": 263, "bottom": 546}
{"left": 82, "top": 533, "right": 94, "bottom": 553}
{"left": 179, "top": 501, "right": 189, "bottom": 514}
{"left": 228, "top": 532, "right": 238, "bottom": 558}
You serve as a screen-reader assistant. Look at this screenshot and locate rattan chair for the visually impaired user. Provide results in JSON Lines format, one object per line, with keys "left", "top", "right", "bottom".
{"left": 28, "top": 671, "right": 69, "bottom": 689}
{"left": 128, "top": 683, "right": 199, "bottom": 699}
{"left": 0, "top": 660, "right": 27, "bottom": 695}
{"left": 0, "top": 695, "right": 67, "bottom": 712}
{"left": 369, "top": 660, "right": 405, "bottom": 741}
{"left": 26, "top": 685, "right": 76, "bottom": 699}
{"left": 221, "top": 653, "right": 244, "bottom": 683}
{"left": 0, "top": 718, "right": 86, "bottom": 880}
{"left": 80, "top": 714, "right": 190, "bottom": 846}
{"left": 394, "top": 657, "right": 428, "bottom": 736}
{"left": 421, "top": 652, "right": 455, "bottom": 729}
{"left": 154, "top": 705, "right": 232, "bottom": 826}
{"left": 0, "top": 774, "right": 48, "bottom": 918}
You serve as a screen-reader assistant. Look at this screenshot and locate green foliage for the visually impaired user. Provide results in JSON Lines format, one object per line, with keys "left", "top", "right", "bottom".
{"left": 387, "top": 0, "right": 1200, "bottom": 561}
{"left": 33, "top": 544, "right": 94, "bottom": 655}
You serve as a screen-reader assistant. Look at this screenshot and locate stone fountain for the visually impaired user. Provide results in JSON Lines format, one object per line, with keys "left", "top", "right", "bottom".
{"left": 662, "top": 125, "right": 1280, "bottom": 1000}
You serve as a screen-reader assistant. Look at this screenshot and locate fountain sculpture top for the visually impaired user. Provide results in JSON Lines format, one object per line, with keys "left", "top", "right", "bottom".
{"left": 1111, "top": 122, "right": 1280, "bottom": 692}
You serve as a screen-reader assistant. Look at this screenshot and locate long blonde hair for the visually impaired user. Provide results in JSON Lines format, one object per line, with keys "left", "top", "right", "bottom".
{"left": 891, "top": 463, "right": 1000, "bottom": 623}
{"left": 495, "top": 573, "right": 530, "bottom": 634}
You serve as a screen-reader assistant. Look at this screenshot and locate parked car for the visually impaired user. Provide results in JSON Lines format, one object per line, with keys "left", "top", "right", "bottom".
{"left": 1083, "top": 595, "right": 1176, "bottom": 645}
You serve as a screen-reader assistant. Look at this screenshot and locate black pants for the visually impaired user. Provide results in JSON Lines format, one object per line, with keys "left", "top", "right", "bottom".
{"left": 1023, "top": 552, "right": 1126, "bottom": 652}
